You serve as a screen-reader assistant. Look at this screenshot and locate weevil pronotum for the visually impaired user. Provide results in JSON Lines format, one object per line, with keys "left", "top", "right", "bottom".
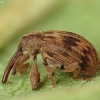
{"left": 2, "top": 30, "right": 99, "bottom": 90}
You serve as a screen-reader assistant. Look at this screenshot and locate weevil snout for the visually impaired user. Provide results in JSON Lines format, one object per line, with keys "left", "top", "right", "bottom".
{"left": 2, "top": 46, "right": 23, "bottom": 84}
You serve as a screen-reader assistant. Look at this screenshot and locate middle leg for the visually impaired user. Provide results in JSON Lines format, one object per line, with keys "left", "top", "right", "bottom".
{"left": 43, "top": 62, "right": 56, "bottom": 87}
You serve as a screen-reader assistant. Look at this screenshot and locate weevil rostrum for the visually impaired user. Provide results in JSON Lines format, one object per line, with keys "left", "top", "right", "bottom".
{"left": 2, "top": 30, "right": 99, "bottom": 90}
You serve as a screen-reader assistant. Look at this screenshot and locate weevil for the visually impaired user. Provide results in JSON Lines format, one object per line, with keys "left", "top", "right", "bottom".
{"left": 2, "top": 30, "right": 99, "bottom": 90}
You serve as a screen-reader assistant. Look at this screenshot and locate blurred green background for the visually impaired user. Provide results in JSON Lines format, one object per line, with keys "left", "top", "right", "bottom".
{"left": 0, "top": 0, "right": 100, "bottom": 100}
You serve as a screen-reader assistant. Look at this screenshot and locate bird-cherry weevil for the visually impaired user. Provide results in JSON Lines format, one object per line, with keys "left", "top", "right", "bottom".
{"left": 2, "top": 30, "right": 99, "bottom": 90}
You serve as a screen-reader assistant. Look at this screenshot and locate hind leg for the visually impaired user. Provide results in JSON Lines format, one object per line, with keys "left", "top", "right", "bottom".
{"left": 11, "top": 53, "right": 30, "bottom": 75}
{"left": 61, "top": 62, "right": 90, "bottom": 81}
{"left": 61, "top": 62, "right": 81, "bottom": 79}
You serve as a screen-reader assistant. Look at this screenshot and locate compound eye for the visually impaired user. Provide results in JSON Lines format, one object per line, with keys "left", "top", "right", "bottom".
{"left": 61, "top": 64, "right": 65, "bottom": 70}
{"left": 18, "top": 45, "right": 22, "bottom": 51}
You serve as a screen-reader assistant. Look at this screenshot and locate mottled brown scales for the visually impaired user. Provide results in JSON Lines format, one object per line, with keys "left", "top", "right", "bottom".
{"left": 2, "top": 30, "right": 99, "bottom": 90}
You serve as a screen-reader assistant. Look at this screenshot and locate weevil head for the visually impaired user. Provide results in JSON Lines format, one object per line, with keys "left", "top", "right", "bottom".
{"left": 18, "top": 31, "right": 44, "bottom": 54}
{"left": 2, "top": 31, "right": 44, "bottom": 84}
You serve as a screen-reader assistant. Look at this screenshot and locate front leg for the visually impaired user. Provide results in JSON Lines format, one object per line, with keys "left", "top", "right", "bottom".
{"left": 29, "top": 58, "right": 40, "bottom": 90}
{"left": 11, "top": 53, "right": 30, "bottom": 75}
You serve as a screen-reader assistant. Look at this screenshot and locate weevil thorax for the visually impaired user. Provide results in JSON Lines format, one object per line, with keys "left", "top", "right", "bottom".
{"left": 18, "top": 31, "right": 44, "bottom": 56}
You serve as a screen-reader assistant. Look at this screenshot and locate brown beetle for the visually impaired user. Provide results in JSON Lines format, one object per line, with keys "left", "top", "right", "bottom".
{"left": 2, "top": 30, "right": 99, "bottom": 90}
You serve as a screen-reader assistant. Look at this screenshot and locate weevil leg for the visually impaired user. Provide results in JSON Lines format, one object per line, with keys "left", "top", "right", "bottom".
{"left": 16, "top": 63, "right": 29, "bottom": 74}
{"left": 72, "top": 67, "right": 81, "bottom": 80}
{"left": 80, "top": 77, "right": 90, "bottom": 81}
{"left": 29, "top": 58, "right": 40, "bottom": 90}
{"left": 11, "top": 53, "right": 30, "bottom": 75}
{"left": 43, "top": 63, "right": 56, "bottom": 87}
{"left": 61, "top": 62, "right": 81, "bottom": 80}
{"left": 61, "top": 62, "right": 90, "bottom": 81}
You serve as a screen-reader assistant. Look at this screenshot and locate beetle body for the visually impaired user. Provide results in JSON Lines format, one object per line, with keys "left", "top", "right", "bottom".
{"left": 2, "top": 30, "right": 99, "bottom": 90}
